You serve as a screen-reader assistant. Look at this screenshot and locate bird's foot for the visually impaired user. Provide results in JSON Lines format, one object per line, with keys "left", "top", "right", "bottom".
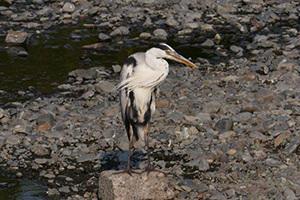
{"left": 114, "top": 167, "right": 140, "bottom": 176}
{"left": 142, "top": 164, "right": 166, "bottom": 176}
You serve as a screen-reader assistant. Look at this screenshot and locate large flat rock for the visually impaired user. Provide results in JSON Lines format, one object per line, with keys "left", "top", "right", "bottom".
{"left": 98, "top": 170, "right": 174, "bottom": 200}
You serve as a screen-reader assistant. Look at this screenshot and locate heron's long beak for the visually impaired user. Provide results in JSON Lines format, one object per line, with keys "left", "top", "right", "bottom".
{"left": 167, "top": 51, "right": 198, "bottom": 69}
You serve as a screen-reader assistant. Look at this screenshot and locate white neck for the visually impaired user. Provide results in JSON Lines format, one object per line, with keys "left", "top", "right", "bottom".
{"left": 144, "top": 49, "right": 169, "bottom": 87}
{"left": 145, "top": 49, "right": 169, "bottom": 71}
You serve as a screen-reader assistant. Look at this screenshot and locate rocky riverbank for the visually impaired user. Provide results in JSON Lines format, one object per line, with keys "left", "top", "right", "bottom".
{"left": 1, "top": 0, "right": 300, "bottom": 199}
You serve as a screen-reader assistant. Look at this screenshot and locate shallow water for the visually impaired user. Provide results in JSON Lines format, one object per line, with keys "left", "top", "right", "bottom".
{"left": 0, "top": 173, "right": 47, "bottom": 200}
{"left": 0, "top": 25, "right": 214, "bottom": 105}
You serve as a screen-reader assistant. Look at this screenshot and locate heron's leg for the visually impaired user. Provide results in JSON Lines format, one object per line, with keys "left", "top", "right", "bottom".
{"left": 126, "top": 124, "right": 134, "bottom": 171}
{"left": 143, "top": 122, "right": 166, "bottom": 175}
{"left": 145, "top": 122, "right": 152, "bottom": 169}
{"left": 115, "top": 124, "right": 139, "bottom": 175}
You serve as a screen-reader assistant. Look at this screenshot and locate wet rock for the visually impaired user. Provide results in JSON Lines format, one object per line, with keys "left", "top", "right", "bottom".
{"left": 77, "top": 152, "right": 96, "bottom": 163}
{"left": 48, "top": 188, "right": 60, "bottom": 196}
{"left": 5, "top": 30, "right": 28, "bottom": 44}
{"left": 17, "top": 50, "right": 29, "bottom": 57}
{"left": 139, "top": 32, "right": 152, "bottom": 40}
{"left": 82, "top": 43, "right": 102, "bottom": 49}
{"left": 256, "top": 89, "right": 275, "bottom": 103}
{"left": 198, "top": 159, "right": 210, "bottom": 171}
{"left": 6, "top": 135, "right": 21, "bottom": 145}
{"left": 59, "top": 186, "right": 71, "bottom": 194}
{"left": 202, "top": 101, "right": 221, "bottom": 113}
{"left": 201, "top": 39, "right": 214, "bottom": 47}
{"left": 112, "top": 65, "right": 121, "bottom": 73}
{"left": 0, "top": 137, "right": 5, "bottom": 148}
{"left": 166, "top": 17, "right": 179, "bottom": 28}
{"left": 35, "top": 158, "right": 48, "bottom": 164}
{"left": 13, "top": 125, "right": 29, "bottom": 134}
{"left": 31, "top": 144, "right": 49, "bottom": 156}
{"left": 219, "top": 131, "right": 236, "bottom": 140}
{"left": 284, "top": 137, "right": 299, "bottom": 154}
{"left": 277, "top": 59, "right": 299, "bottom": 70}
{"left": 94, "top": 81, "right": 115, "bottom": 93}
{"left": 241, "top": 102, "right": 262, "bottom": 113}
{"left": 98, "top": 170, "right": 174, "bottom": 200}
{"left": 109, "top": 26, "right": 130, "bottom": 37}
{"left": 37, "top": 113, "right": 55, "bottom": 130}
{"left": 153, "top": 29, "right": 168, "bottom": 40}
{"left": 16, "top": 172, "right": 23, "bottom": 178}
{"left": 214, "top": 118, "right": 233, "bottom": 132}
{"left": 265, "top": 158, "right": 282, "bottom": 167}
{"left": 63, "top": 2, "right": 76, "bottom": 13}
{"left": 98, "top": 33, "right": 111, "bottom": 42}
{"left": 195, "top": 113, "right": 211, "bottom": 122}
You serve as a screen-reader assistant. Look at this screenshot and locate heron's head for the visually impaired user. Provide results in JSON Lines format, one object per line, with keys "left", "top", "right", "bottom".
{"left": 150, "top": 43, "right": 198, "bottom": 68}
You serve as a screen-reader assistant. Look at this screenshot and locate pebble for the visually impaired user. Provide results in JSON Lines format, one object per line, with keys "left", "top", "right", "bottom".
{"left": 98, "top": 33, "right": 111, "bottom": 42}
{"left": 63, "top": 2, "right": 76, "bottom": 13}
{"left": 5, "top": 30, "right": 28, "bottom": 44}
{"left": 109, "top": 26, "right": 130, "bottom": 37}
{"left": 201, "top": 39, "right": 214, "bottom": 47}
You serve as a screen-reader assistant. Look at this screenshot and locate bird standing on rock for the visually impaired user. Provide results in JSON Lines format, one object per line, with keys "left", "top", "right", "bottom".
{"left": 116, "top": 43, "right": 198, "bottom": 175}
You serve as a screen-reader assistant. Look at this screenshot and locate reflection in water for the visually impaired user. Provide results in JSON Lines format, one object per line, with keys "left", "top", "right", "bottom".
{"left": 0, "top": 173, "right": 47, "bottom": 200}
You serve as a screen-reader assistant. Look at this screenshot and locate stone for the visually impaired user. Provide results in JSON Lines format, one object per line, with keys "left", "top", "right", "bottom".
{"left": 31, "top": 144, "right": 49, "bottom": 156}
{"left": 201, "top": 39, "right": 214, "bottom": 47}
{"left": 37, "top": 113, "right": 54, "bottom": 126}
{"left": 82, "top": 43, "right": 102, "bottom": 49}
{"left": 0, "top": 108, "right": 3, "bottom": 118}
{"left": 98, "top": 170, "right": 174, "bottom": 200}
{"left": 166, "top": 17, "right": 179, "bottom": 28}
{"left": 63, "top": 2, "right": 76, "bottom": 13}
{"left": 6, "top": 135, "right": 21, "bottom": 145}
{"left": 153, "top": 29, "right": 168, "bottom": 40}
{"left": 202, "top": 101, "right": 221, "bottom": 113}
{"left": 256, "top": 89, "right": 275, "bottom": 103}
{"left": 59, "top": 186, "right": 71, "bottom": 194}
{"left": 139, "top": 32, "right": 152, "bottom": 40}
{"left": 109, "top": 26, "right": 130, "bottom": 37}
{"left": 198, "top": 159, "right": 210, "bottom": 171}
{"left": 98, "top": 33, "right": 111, "bottom": 42}
{"left": 16, "top": 172, "right": 23, "bottom": 178}
{"left": 112, "top": 65, "right": 121, "bottom": 73}
{"left": 214, "top": 118, "right": 233, "bottom": 132}
{"left": 94, "top": 81, "right": 115, "bottom": 93}
{"left": 219, "top": 131, "right": 236, "bottom": 140}
{"left": 48, "top": 188, "right": 60, "bottom": 196}
{"left": 5, "top": 30, "right": 28, "bottom": 44}
{"left": 277, "top": 59, "right": 299, "bottom": 70}
{"left": 35, "top": 158, "right": 48, "bottom": 164}
{"left": 13, "top": 125, "right": 29, "bottom": 134}
{"left": 265, "top": 158, "right": 281, "bottom": 167}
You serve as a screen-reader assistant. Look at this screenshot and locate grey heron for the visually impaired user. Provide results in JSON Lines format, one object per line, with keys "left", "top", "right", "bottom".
{"left": 116, "top": 43, "right": 198, "bottom": 174}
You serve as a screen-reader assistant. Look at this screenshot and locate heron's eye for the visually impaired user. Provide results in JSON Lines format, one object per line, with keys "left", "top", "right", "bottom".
{"left": 165, "top": 50, "right": 172, "bottom": 55}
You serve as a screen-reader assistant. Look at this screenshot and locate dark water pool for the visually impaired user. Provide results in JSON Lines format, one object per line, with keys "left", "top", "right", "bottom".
{"left": 0, "top": 25, "right": 215, "bottom": 105}
{"left": 0, "top": 173, "right": 47, "bottom": 200}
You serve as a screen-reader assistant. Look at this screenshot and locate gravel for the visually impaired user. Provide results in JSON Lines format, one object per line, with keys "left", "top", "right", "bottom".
{"left": 0, "top": 0, "right": 300, "bottom": 199}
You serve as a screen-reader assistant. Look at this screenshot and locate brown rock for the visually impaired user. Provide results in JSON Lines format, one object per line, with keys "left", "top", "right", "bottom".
{"left": 156, "top": 99, "right": 170, "bottom": 108}
{"left": 98, "top": 170, "right": 174, "bottom": 200}
{"left": 38, "top": 122, "right": 51, "bottom": 131}
{"left": 274, "top": 131, "right": 290, "bottom": 147}
{"left": 5, "top": 30, "right": 28, "bottom": 44}
{"left": 240, "top": 72, "right": 257, "bottom": 81}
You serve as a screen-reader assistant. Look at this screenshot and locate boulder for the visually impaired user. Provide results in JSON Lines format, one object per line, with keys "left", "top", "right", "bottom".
{"left": 98, "top": 170, "right": 174, "bottom": 200}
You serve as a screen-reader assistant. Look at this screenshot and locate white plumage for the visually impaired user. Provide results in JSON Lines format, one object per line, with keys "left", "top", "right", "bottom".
{"left": 116, "top": 43, "right": 198, "bottom": 174}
